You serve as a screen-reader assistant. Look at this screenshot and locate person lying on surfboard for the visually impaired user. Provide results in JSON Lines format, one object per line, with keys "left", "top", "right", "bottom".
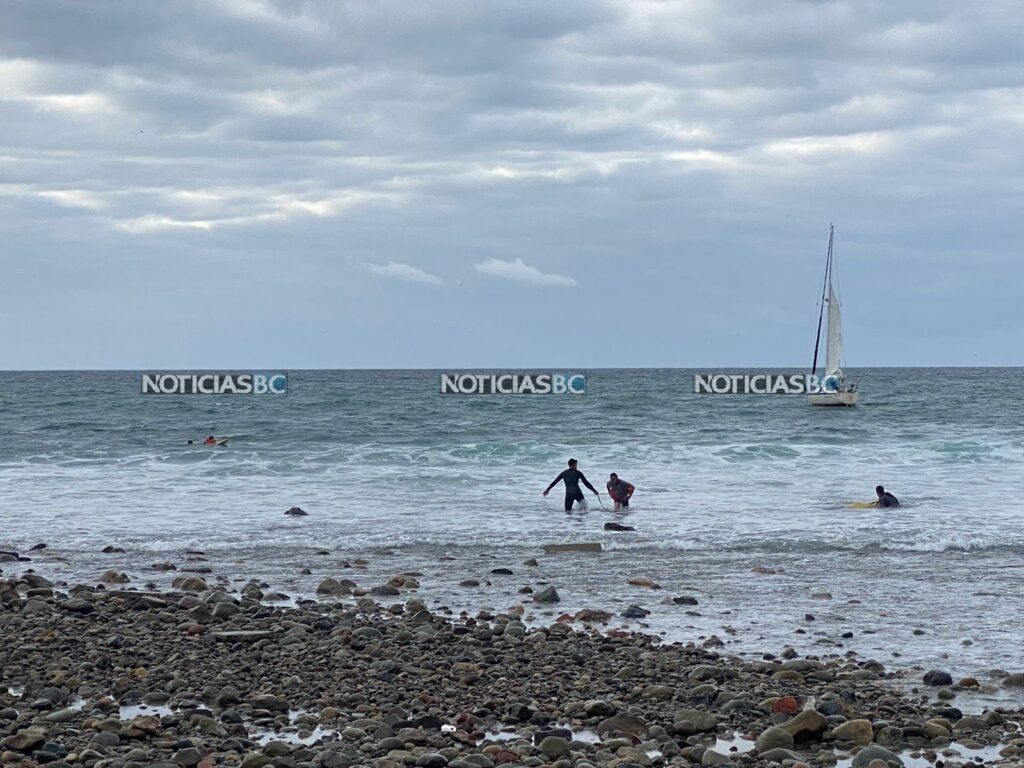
{"left": 875, "top": 485, "right": 900, "bottom": 508}
{"left": 543, "top": 458, "right": 599, "bottom": 512}
{"left": 606, "top": 473, "right": 635, "bottom": 511}
{"left": 204, "top": 435, "right": 217, "bottom": 445}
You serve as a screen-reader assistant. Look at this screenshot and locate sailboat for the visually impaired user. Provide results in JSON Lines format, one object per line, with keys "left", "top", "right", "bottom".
{"left": 808, "top": 224, "right": 859, "bottom": 406}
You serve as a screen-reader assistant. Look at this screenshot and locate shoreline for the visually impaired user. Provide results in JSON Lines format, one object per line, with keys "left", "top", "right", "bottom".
{"left": 5, "top": 541, "right": 1023, "bottom": 677}
{"left": 3, "top": 552, "right": 1024, "bottom": 768}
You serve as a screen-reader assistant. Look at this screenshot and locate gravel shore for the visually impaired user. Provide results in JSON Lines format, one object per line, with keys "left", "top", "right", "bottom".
{"left": 2, "top": 553, "right": 1023, "bottom": 768}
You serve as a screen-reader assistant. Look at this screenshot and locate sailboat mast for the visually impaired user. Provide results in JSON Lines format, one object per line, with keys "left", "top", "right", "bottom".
{"left": 810, "top": 224, "right": 834, "bottom": 376}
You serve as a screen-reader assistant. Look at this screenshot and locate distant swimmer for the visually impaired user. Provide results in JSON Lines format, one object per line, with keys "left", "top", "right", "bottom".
{"left": 875, "top": 485, "right": 900, "bottom": 508}
{"left": 194, "top": 435, "right": 229, "bottom": 446}
{"left": 606, "top": 473, "right": 635, "bottom": 511}
{"left": 544, "top": 458, "right": 599, "bottom": 512}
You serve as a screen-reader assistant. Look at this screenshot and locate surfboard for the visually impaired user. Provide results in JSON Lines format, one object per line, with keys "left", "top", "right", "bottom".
{"left": 847, "top": 501, "right": 877, "bottom": 509}
{"left": 215, "top": 439, "right": 229, "bottom": 446}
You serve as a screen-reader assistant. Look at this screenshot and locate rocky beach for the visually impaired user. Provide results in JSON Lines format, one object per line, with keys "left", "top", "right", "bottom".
{"left": 3, "top": 546, "right": 1024, "bottom": 768}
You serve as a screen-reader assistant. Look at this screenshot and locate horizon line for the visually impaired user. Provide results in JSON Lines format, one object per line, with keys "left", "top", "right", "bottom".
{"left": 1, "top": 365, "right": 1022, "bottom": 373}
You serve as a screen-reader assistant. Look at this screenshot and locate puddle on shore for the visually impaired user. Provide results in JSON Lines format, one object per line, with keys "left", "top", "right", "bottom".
{"left": 477, "top": 724, "right": 604, "bottom": 745}
{"left": 710, "top": 732, "right": 756, "bottom": 754}
{"left": 252, "top": 725, "right": 334, "bottom": 746}
{"left": 835, "top": 742, "right": 1004, "bottom": 768}
{"left": 705, "top": 732, "right": 1008, "bottom": 768}
{"left": 119, "top": 703, "right": 175, "bottom": 719}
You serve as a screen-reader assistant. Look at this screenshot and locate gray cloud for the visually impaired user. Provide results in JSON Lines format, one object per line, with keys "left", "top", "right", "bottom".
{"left": 1, "top": 0, "right": 1022, "bottom": 367}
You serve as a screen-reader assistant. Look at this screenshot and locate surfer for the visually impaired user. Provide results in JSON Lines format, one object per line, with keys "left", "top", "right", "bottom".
{"left": 543, "top": 458, "right": 600, "bottom": 512}
{"left": 875, "top": 485, "right": 900, "bottom": 508}
{"left": 204, "top": 435, "right": 217, "bottom": 445}
{"left": 606, "top": 473, "right": 635, "bottom": 511}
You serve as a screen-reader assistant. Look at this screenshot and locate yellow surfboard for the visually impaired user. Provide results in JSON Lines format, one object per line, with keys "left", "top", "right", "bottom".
{"left": 847, "top": 501, "right": 878, "bottom": 509}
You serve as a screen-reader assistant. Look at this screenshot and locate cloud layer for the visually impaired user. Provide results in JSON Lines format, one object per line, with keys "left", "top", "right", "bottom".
{"left": 1, "top": 1, "right": 1022, "bottom": 367}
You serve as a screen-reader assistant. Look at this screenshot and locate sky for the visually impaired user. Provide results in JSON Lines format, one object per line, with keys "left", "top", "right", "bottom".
{"left": 1, "top": 0, "right": 1022, "bottom": 369}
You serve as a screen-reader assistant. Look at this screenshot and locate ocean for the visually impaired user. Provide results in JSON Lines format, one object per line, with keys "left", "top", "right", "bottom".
{"left": 2, "top": 368, "right": 1022, "bottom": 683}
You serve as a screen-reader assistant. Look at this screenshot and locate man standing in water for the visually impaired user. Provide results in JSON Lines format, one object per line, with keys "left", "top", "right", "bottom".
{"left": 544, "top": 458, "right": 600, "bottom": 511}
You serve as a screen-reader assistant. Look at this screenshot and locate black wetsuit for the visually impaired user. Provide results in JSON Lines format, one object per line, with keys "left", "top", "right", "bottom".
{"left": 878, "top": 492, "right": 900, "bottom": 508}
{"left": 550, "top": 468, "right": 594, "bottom": 511}
{"left": 607, "top": 479, "right": 632, "bottom": 507}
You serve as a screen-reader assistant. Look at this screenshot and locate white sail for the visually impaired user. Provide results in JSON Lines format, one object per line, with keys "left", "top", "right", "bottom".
{"left": 825, "top": 282, "right": 843, "bottom": 376}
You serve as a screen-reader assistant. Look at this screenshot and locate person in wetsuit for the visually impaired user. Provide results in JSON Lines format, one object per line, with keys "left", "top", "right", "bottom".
{"left": 544, "top": 458, "right": 599, "bottom": 511}
{"left": 606, "top": 473, "right": 635, "bottom": 511}
{"left": 875, "top": 485, "right": 900, "bottom": 508}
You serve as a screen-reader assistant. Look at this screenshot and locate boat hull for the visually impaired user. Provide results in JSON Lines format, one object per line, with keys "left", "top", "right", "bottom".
{"left": 808, "top": 391, "right": 859, "bottom": 407}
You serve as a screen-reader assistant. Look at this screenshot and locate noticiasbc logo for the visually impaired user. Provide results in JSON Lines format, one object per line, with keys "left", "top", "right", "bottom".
{"left": 693, "top": 373, "right": 839, "bottom": 395}
{"left": 141, "top": 372, "right": 288, "bottom": 395}
{"left": 440, "top": 372, "right": 587, "bottom": 395}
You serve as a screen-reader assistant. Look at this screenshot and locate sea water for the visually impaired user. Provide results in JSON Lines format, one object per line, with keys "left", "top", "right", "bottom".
{"left": 1, "top": 369, "right": 1022, "bottom": 686}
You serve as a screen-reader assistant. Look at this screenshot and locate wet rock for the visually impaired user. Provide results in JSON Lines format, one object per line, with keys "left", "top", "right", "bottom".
{"left": 538, "top": 736, "right": 570, "bottom": 760}
{"left": 2, "top": 727, "right": 47, "bottom": 753}
{"left": 622, "top": 605, "right": 650, "bottom": 619}
{"left": 416, "top": 754, "right": 449, "bottom": 768}
{"left": 59, "top": 598, "right": 94, "bottom": 614}
{"left": 20, "top": 573, "right": 53, "bottom": 588}
{"left": 317, "top": 578, "right": 352, "bottom": 596}
{"left": 701, "top": 749, "right": 730, "bottom": 766}
{"left": 674, "top": 709, "right": 718, "bottom": 732}
{"left": 923, "top": 670, "right": 953, "bottom": 686}
{"left": 604, "top": 522, "right": 635, "bottom": 531}
{"left": 172, "top": 576, "right": 209, "bottom": 591}
{"left": 22, "top": 599, "right": 52, "bottom": 615}
{"left": 534, "top": 586, "right": 560, "bottom": 603}
{"left": 597, "top": 714, "right": 649, "bottom": 738}
{"left": 285, "top": 506, "right": 308, "bottom": 516}
{"left": 173, "top": 747, "right": 205, "bottom": 767}
{"left": 852, "top": 745, "right": 904, "bottom": 768}
{"left": 756, "top": 727, "right": 795, "bottom": 754}
{"left": 953, "top": 715, "right": 988, "bottom": 732}
{"left": 831, "top": 719, "right": 874, "bottom": 745}
{"left": 627, "top": 577, "right": 660, "bottom": 588}
{"left": 672, "top": 595, "right": 699, "bottom": 605}
{"left": 778, "top": 709, "right": 827, "bottom": 740}
{"left": 575, "top": 608, "right": 611, "bottom": 622}
{"left": 585, "top": 700, "right": 616, "bottom": 717}
{"left": 875, "top": 725, "right": 903, "bottom": 747}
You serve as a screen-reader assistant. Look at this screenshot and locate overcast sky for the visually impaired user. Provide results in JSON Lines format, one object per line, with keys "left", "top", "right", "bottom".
{"left": 2, "top": 0, "right": 1022, "bottom": 369}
